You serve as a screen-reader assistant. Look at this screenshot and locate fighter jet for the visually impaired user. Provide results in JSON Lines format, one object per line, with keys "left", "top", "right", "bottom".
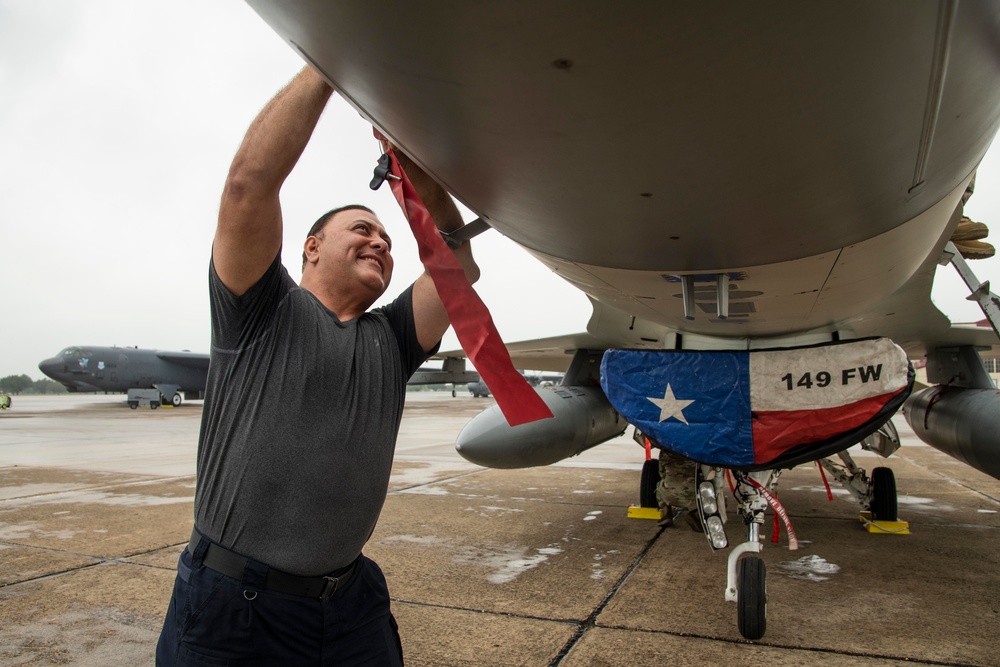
{"left": 245, "top": 1, "right": 1000, "bottom": 639}
{"left": 38, "top": 346, "right": 208, "bottom": 406}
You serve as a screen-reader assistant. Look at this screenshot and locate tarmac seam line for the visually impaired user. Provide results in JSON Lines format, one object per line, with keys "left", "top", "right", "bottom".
{"left": 0, "top": 559, "right": 106, "bottom": 589}
{"left": 0, "top": 539, "right": 114, "bottom": 562}
{"left": 0, "top": 537, "right": 188, "bottom": 557}
{"left": 390, "top": 597, "right": 580, "bottom": 626}
{"left": 0, "top": 548, "right": 186, "bottom": 591}
{"left": 387, "top": 468, "right": 489, "bottom": 494}
{"left": 547, "top": 524, "right": 667, "bottom": 666}
{"left": 0, "top": 473, "right": 197, "bottom": 503}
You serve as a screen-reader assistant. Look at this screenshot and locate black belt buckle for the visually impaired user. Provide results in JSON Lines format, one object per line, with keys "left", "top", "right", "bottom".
{"left": 319, "top": 575, "right": 340, "bottom": 599}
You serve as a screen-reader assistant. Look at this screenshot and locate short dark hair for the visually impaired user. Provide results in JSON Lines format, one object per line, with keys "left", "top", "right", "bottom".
{"left": 301, "top": 204, "right": 377, "bottom": 270}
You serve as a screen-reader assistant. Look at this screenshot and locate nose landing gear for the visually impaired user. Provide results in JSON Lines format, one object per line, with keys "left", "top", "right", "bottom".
{"left": 695, "top": 467, "right": 782, "bottom": 641}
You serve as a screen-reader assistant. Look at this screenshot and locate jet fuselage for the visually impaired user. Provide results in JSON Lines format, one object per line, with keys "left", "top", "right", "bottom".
{"left": 38, "top": 346, "right": 208, "bottom": 396}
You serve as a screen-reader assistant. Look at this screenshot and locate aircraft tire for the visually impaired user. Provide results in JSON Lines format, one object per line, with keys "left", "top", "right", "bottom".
{"left": 172, "top": 393, "right": 182, "bottom": 407}
{"left": 737, "top": 556, "right": 767, "bottom": 640}
{"left": 640, "top": 459, "right": 659, "bottom": 508}
{"left": 870, "top": 466, "right": 897, "bottom": 522}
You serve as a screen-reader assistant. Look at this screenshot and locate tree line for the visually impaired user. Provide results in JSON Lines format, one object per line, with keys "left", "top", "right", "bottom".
{"left": 0, "top": 374, "right": 67, "bottom": 395}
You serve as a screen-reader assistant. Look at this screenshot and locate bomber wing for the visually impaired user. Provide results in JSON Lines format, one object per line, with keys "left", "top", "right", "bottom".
{"left": 155, "top": 350, "right": 211, "bottom": 371}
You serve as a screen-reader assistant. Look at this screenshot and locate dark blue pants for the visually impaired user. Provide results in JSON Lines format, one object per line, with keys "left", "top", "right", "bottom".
{"left": 155, "top": 537, "right": 403, "bottom": 666}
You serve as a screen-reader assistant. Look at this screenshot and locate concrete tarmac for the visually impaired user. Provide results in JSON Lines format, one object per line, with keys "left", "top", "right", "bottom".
{"left": 1, "top": 393, "right": 998, "bottom": 666}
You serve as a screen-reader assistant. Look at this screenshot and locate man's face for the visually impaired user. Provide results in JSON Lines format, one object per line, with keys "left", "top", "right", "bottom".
{"left": 311, "top": 210, "right": 394, "bottom": 297}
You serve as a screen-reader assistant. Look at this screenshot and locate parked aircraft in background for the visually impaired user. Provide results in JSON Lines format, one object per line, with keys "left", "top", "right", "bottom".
{"left": 247, "top": 1, "right": 1000, "bottom": 640}
{"left": 38, "top": 347, "right": 499, "bottom": 403}
{"left": 464, "top": 370, "right": 564, "bottom": 397}
{"left": 38, "top": 346, "right": 208, "bottom": 406}
{"left": 410, "top": 360, "right": 560, "bottom": 397}
{"left": 467, "top": 381, "right": 490, "bottom": 398}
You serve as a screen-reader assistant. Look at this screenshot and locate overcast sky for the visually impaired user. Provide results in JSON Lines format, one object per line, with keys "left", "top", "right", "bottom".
{"left": 2, "top": 1, "right": 998, "bottom": 380}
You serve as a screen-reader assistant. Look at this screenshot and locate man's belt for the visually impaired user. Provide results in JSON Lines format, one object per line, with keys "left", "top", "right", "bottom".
{"left": 188, "top": 527, "right": 357, "bottom": 600}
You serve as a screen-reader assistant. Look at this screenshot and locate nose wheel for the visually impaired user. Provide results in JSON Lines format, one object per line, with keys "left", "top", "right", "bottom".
{"left": 737, "top": 555, "right": 767, "bottom": 640}
{"left": 722, "top": 469, "right": 784, "bottom": 641}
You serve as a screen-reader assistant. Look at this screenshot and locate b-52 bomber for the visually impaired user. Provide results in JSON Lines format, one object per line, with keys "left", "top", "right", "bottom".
{"left": 38, "top": 346, "right": 208, "bottom": 407}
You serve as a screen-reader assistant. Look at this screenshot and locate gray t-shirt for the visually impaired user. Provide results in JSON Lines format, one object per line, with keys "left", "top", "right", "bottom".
{"left": 194, "top": 254, "right": 432, "bottom": 576}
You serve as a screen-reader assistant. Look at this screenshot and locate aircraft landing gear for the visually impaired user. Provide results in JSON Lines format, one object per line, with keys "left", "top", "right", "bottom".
{"left": 725, "top": 535, "right": 765, "bottom": 641}
{"left": 171, "top": 392, "right": 182, "bottom": 407}
{"left": 737, "top": 553, "right": 767, "bottom": 640}
{"left": 870, "top": 466, "right": 897, "bottom": 521}
{"left": 818, "top": 450, "right": 899, "bottom": 520}
{"left": 640, "top": 459, "right": 659, "bottom": 508}
{"left": 721, "top": 469, "right": 782, "bottom": 641}
{"left": 635, "top": 435, "right": 785, "bottom": 641}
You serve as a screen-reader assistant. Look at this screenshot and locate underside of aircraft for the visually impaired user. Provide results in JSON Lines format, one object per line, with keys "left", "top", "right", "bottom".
{"left": 246, "top": 1, "right": 1000, "bottom": 640}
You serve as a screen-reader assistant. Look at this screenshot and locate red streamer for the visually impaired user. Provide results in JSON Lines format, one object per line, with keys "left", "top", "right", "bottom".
{"left": 745, "top": 476, "right": 799, "bottom": 550}
{"left": 375, "top": 140, "right": 552, "bottom": 426}
{"left": 816, "top": 461, "right": 834, "bottom": 502}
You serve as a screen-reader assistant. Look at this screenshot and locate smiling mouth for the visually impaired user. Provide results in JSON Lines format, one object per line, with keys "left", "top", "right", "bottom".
{"left": 360, "top": 256, "right": 383, "bottom": 273}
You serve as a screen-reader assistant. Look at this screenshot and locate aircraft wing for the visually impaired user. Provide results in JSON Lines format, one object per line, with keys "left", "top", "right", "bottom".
{"left": 439, "top": 333, "right": 633, "bottom": 373}
{"left": 436, "top": 295, "right": 672, "bottom": 373}
{"left": 845, "top": 228, "right": 1000, "bottom": 357}
{"left": 497, "top": 334, "right": 599, "bottom": 374}
{"left": 436, "top": 336, "right": 580, "bottom": 374}
{"left": 156, "top": 350, "right": 211, "bottom": 371}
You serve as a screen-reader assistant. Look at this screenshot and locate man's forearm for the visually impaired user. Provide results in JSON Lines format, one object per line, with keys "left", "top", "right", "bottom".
{"left": 225, "top": 67, "right": 334, "bottom": 200}
{"left": 399, "top": 156, "right": 480, "bottom": 284}
{"left": 393, "top": 153, "right": 463, "bottom": 234}
{"left": 214, "top": 66, "right": 334, "bottom": 296}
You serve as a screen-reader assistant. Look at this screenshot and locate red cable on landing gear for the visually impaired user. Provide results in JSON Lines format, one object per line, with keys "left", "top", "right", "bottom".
{"left": 772, "top": 492, "right": 781, "bottom": 544}
{"left": 745, "top": 476, "right": 799, "bottom": 550}
{"left": 644, "top": 437, "right": 652, "bottom": 461}
{"left": 817, "top": 460, "right": 834, "bottom": 501}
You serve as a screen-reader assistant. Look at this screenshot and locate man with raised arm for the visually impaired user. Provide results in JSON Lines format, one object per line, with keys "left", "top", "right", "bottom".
{"left": 156, "top": 65, "right": 478, "bottom": 666}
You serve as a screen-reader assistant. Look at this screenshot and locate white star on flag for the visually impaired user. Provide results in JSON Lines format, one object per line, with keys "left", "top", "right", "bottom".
{"left": 647, "top": 383, "right": 695, "bottom": 424}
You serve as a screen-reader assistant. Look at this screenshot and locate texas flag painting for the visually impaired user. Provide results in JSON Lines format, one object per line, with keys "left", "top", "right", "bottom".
{"left": 601, "top": 338, "right": 913, "bottom": 469}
